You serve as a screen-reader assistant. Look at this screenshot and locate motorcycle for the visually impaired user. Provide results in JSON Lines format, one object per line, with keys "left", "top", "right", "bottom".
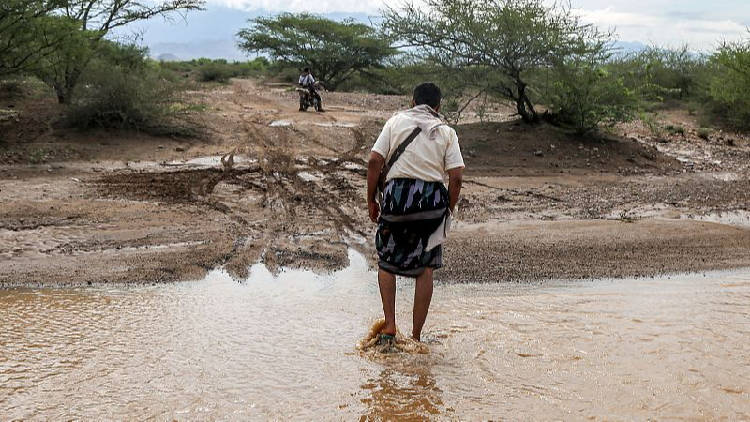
{"left": 296, "top": 81, "right": 324, "bottom": 112}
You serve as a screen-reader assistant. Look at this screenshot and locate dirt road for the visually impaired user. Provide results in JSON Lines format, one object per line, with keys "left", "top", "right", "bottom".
{"left": 1, "top": 79, "right": 749, "bottom": 285}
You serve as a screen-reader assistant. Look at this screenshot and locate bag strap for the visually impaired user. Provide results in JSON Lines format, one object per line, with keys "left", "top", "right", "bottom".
{"left": 386, "top": 127, "right": 422, "bottom": 170}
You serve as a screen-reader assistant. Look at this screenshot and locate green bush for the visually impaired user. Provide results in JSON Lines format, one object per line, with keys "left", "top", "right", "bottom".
{"left": 197, "top": 62, "right": 235, "bottom": 83}
{"left": 193, "top": 58, "right": 270, "bottom": 83}
{"left": 548, "top": 55, "right": 637, "bottom": 134}
{"left": 705, "top": 37, "right": 750, "bottom": 130}
{"left": 638, "top": 111, "right": 666, "bottom": 139}
{"left": 665, "top": 124, "right": 686, "bottom": 135}
{"left": 697, "top": 127, "right": 713, "bottom": 140}
{"left": 66, "top": 43, "right": 193, "bottom": 136}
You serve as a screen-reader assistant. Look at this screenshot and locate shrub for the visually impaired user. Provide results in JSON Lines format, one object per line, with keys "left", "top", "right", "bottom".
{"left": 705, "top": 37, "right": 750, "bottom": 130}
{"left": 548, "top": 55, "right": 637, "bottom": 134}
{"left": 194, "top": 58, "right": 270, "bottom": 83}
{"left": 66, "top": 43, "right": 194, "bottom": 136}
{"left": 665, "top": 125, "right": 686, "bottom": 135}
{"left": 197, "top": 62, "right": 235, "bottom": 83}
{"left": 639, "top": 111, "right": 666, "bottom": 139}
{"left": 697, "top": 127, "right": 713, "bottom": 140}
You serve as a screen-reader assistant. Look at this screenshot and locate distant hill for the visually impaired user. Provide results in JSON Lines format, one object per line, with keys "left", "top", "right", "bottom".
{"left": 156, "top": 53, "right": 180, "bottom": 62}
{"left": 151, "top": 39, "right": 247, "bottom": 62}
{"left": 613, "top": 41, "right": 649, "bottom": 54}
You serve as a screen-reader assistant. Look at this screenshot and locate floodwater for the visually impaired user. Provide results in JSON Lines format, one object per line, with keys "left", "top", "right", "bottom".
{"left": 1, "top": 252, "right": 749, "bottom": 420}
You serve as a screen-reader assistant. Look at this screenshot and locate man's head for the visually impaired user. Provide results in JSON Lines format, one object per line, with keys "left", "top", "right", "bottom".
{"left": 412, "top": 82, "right": 442, "bottom": 111}
{"left": 302, "top": 67, "right": 310, "bottom": 74}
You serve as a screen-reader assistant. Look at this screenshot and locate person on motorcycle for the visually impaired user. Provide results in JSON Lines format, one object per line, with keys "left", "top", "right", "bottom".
{"left": 299, "top": 68, "right": 325, "bottom": 112}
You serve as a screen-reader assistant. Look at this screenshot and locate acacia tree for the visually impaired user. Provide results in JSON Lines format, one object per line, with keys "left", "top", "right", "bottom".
{"left": 0, "top": 0, "right": 78, "bottom": 76}
{"left": 382, "top": 0, "right": 603, "bottom": 123}
{"left": 236, "top": 13, "right": 396, "bottom": 91}
{"left": 31, "top": 0, "right": 204, "bottom": 103}
{"left": 708, "top": 32, "right": 750, "bottom": 129}
{"left": 546, "top": 38, "right": 636, "bottom": 133}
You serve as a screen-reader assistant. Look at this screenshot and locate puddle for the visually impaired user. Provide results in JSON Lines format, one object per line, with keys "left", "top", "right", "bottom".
{"left": 684, "top": 210, "right": 750, "bottom": 228}
{"left": 164, "top": 155, "right": 257, "bottom": 168}
{"left": 343, "top": 162, "right": 365, "bottom": 171}
{"left": 313, "top": 122, "right": 357, "bottom": 128}
{"left": 269, "top": 119, "right": 293, "bottom": 127}
{"left": 297, "top": 171, "right": 325, "bottom": 182}
{"left": 0, "top": 225, "right": 115, "bottom": 258}
{"left": 1, "top": 251, "right": 749, "bottom": 419}
{"left": 696, "top": 172, "right": 744, "bottom": 182}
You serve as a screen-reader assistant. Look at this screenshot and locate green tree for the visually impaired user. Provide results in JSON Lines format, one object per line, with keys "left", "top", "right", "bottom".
{"left": 548, "top": 61, "right": 636, "bottom": 134}
{"left": 545, "top": 31, "right": 636, "bottom": 133}
{"left": 383, "top": 0, "right": 606, "bottom": 123}
{"left": 32, "top": 0, "right": 204, "bottom": 103}
{"left": 707, "top": 34, "right": 750, "bottom": 130}
{"left": 236, "top": 13, "right": 396, "bottom": 91}
{"left": 653, "top": 44, "right": 703, "bottom": 99}
{"left": 0, "top": 0, "right": 79, "bottom": 76}
{"left": 67, "top": 40, "right": 192, "bottom": 135}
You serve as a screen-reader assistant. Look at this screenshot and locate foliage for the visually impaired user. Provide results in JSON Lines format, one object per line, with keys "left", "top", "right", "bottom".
{"left": 66, "top": 42, "right": 193, "bottom": 136}
{"left": 158, "top": 57, "right": 270, "bottom": 83}
{"left": 196, "top": 61, "right": 234, "bottom": 83}
{"left": 382, "top": 0, "right": 613, "bottom": 124}
{"left": 638, "top": 111, "right": 666, "bottom": 139}
{"left": 0, "top": 1, "right": 83, "bottom": 76}
{"left": 237, "top": 13, "right": 396, "bottom": 90}
{"left": 1, "top": 0, "right": 48, "bottom": 74}
{"left": 608, "top": 45, "right": 706, "bottom": 102}
{"left": 21, "top": 0, "right": 205, "bottom": 103}
{"left": 665, "top": 124, "right": 686, "bottom": 136}
{"left": 697, "top": 127, "right": 713, "bottom": 140}
{"left": 641, "top": 44, "right": 704, "bottom": 99}
{"left": 28, "top": 20, "right": 98, "bottom": 103}
{"left": 548, "top": 58, "right": 637, "bottom": 134}
{"left": 706, "top": 35, "right": 750, "bottom": 130}
{"left": 196, "top": 58, "right": 268, "bottom": 82}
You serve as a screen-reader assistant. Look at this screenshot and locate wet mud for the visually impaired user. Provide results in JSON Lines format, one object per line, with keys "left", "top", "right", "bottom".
{"left": 2, "top": 79, "right": 750, "bottom": 285}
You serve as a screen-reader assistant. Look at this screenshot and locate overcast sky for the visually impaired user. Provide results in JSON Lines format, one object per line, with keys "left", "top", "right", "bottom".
{"left": 204, "top": 0, "right": 749, "bottom": 50}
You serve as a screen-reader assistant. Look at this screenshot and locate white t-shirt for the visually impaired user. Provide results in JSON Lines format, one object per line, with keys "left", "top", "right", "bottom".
{"left": 299, "top": 74, "right": 315, "bottom": 86}
{"left": 372, "top": 112, "right": 465, "bottom": 183}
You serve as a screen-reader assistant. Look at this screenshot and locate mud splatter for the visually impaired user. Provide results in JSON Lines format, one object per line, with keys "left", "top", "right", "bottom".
{"left": 357, "top": 319, "right": 430, "bottom": 355}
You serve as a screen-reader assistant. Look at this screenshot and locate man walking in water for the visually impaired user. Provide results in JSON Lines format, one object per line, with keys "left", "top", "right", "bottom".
{"left": 366, "top": 83, "right": 464, "bottom": 344}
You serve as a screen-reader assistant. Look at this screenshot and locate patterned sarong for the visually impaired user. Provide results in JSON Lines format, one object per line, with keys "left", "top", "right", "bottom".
{"left": 376, "top": 178, "right": 449, "bottom": 277}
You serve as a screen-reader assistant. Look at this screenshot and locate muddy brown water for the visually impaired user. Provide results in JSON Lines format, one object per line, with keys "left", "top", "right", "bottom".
{"left": 1, "top": 251, "right": 749, "bottom": 420}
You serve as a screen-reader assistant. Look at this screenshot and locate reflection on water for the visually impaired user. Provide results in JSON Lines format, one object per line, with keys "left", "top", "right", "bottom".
{"left": 360, "top": 368, "right": 444, "bottom": 421}
{"left": 1, "top": 251, "right": 749, "bottom": 420}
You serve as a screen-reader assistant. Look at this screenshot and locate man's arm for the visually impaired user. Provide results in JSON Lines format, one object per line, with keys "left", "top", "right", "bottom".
{"left": 447, "top": 167, "right": 463, "bottom": 213}
{"left": 367, "top": 151, "right": 386, "bottom": 222}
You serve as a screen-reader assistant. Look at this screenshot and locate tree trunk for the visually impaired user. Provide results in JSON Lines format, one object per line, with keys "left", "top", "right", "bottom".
{"left": 54, "top": 68, "right": 82, "bottom": 104}
{"left": 515, "top": 82, "right": 539, "bottom": 123}
{"left": 55, "top": 85, "right": 70, "bottom": 104}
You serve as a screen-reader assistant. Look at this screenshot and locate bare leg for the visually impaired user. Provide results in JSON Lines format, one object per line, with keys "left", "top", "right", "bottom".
{"left": 412, "top": 268, "right": 434, "bottom": 341}
{"left": 378, "top": 269, "right": 397, "bottom": 336}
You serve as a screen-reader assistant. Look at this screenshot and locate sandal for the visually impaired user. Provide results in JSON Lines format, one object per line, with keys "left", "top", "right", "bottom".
{"left": 377, "top": 333, "right": 396, "bottom": 344}
{"left": 376, "top": 333, "right": 398, "bottom": 353}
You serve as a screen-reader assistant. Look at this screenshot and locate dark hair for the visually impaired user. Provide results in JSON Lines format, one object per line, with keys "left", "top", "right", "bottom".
{"left": 413, "top": 82, "right": 442, "bottom": 109}
{"left": 303, "top": 67, "right": 310, "bottom": 72}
